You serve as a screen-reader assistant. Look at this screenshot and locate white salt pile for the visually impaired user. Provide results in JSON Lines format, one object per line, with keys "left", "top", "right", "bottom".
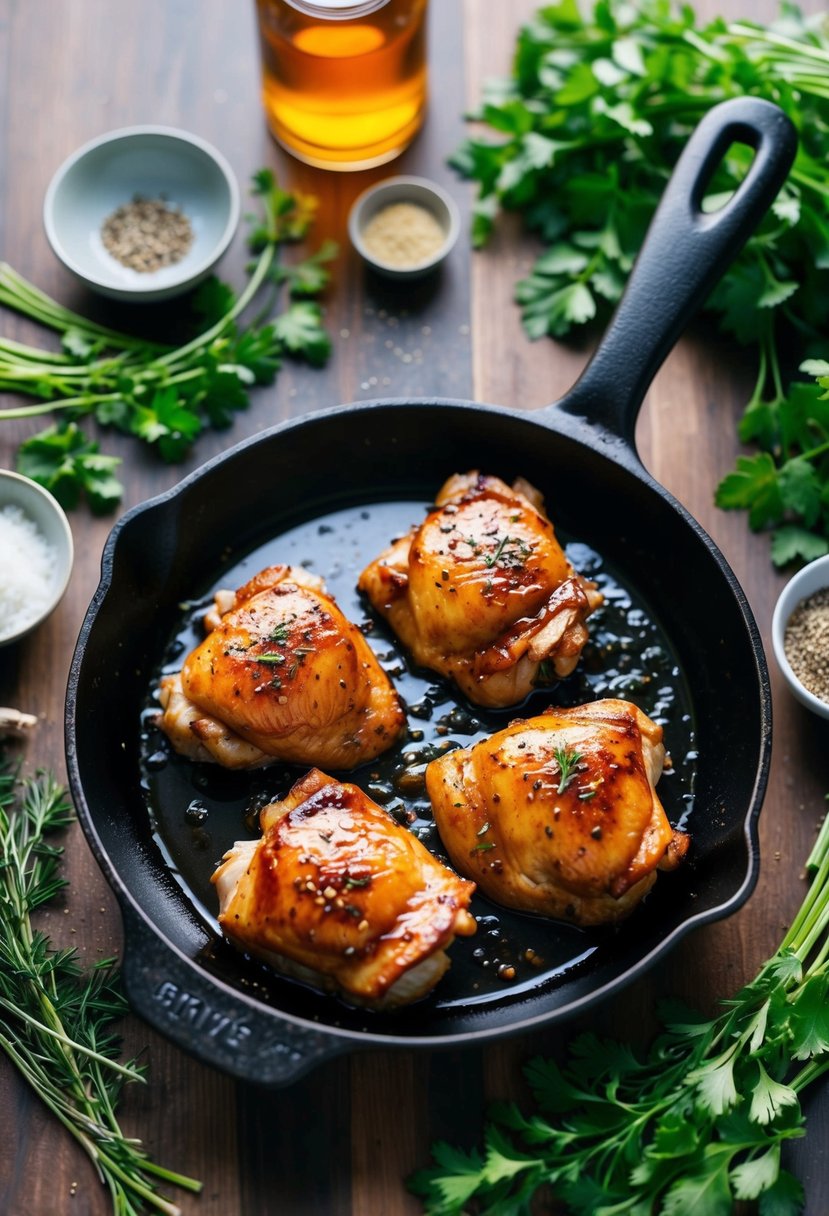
{"left": 0, "top": 504, "right": 59, "bottom": 635}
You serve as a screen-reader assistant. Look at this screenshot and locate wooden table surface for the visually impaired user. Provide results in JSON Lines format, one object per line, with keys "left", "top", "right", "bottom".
{"left": 1, "top": 1, "right": 827, "bottom": 1213}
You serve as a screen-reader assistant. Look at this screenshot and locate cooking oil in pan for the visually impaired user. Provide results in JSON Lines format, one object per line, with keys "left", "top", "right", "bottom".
{"left": 139, "top": 500, "right": 697, "bottom": 1014}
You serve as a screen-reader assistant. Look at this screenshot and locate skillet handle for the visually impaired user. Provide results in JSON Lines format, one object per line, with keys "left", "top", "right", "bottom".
{"left": 118, "top": 904, "right": 349, "bottom": 1086}
{"left": 549, "top": 96, "right": 797, "bottom": 447}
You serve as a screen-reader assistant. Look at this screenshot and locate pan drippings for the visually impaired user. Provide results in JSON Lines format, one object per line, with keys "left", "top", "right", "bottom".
{"left": 139, "top": 499, "right": 697, "bottom": 1012}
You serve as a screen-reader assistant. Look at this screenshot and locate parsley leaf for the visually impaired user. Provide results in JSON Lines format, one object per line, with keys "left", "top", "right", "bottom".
{"left": 717, "top": 362, "right": 829, "bottom": 564}
{"left": 17, "top": 421, "right": 122, "bottom": 513}
{"left": 273, "top": 301, "right": 332, "bottom": 366}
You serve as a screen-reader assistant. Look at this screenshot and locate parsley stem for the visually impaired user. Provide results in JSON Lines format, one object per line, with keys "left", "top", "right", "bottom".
{"left": 0, "top": 262, "right": 158, "bottom": 351}
{"left": 797, "top": 438, "right": 829, "bottom": 464}
{"left": 153, "top": 240, "right": 276, "bottom": 370}
{"left": 806, "top": 806, "right": 829, "bottom": 875}
{"left": 789, "top": 167, "right": 829, "bottom": 199}
{"left": 681, "top": 27, "right": 730, "bottom": 63}
{"left": 791, "top": 1055, "right": 829, "bottom": 1094}
{"left": 728, "top": 22, "right": 829, "bottom": 66}
{"left": 779, "top": 826, "right": 829, "bottom": 957}
{"left": 0, "top": 393, "right": 116, "bottom": 418}
{"left": 0, "top": 335, "right": 78, "bottom": 364}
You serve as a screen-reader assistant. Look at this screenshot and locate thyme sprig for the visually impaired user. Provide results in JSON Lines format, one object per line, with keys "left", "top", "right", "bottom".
{"left": 0, "top": 751, "right": 201, "bottom": 1215}
{"left": 410, "top": 804, "right": 829, "bottom": 1215}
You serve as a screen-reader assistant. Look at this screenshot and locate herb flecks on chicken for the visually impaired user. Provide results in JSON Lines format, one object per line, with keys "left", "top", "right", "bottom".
{"left": 212, "top": 768, "right": 476, "bottom": 1008}
{"left": 358, "top": 472, "right": 602, "bottom": 707}
{"left": 159, "top": 564, "right": 404, "bottom": 770}
{"left": 426, "top": 698, "right": 687, "bottom": 926}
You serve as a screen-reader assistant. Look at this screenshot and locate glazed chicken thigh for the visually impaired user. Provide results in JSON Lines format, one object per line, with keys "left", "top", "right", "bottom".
{"left": 212, "top": 768, "right": 477, "bottom": 1008}
{"left": 158, "top": 565, "right": 404, "bottom": 770}
{"left": 426, "top": 699, "right": 688, "bottom": 926}
{"left": 358, "top": 472, "right": 602, "bottom": 707}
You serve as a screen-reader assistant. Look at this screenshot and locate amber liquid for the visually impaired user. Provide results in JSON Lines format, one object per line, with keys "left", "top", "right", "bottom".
{"left": 256, "top": 0, "right": 428, "bottom": 169}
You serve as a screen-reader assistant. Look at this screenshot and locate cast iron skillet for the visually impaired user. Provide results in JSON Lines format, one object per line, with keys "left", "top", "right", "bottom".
{"left": 67, "top": 97, "right": 795, "bottom": 1086}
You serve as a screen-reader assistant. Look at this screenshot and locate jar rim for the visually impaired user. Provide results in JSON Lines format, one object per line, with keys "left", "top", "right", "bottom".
{"left": 279, "top": 0, "right": 391, "bottom": 18}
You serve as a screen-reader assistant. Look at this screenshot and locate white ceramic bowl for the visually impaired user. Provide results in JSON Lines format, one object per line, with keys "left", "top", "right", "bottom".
{"left": 43, "top": 126, "right": 240, "bottom": 303}
{"left": 348, "top": 175, "right": 461, "bottom": 280}
{"left": 0, "top": 470, "right": 74, "bottom": 646}
{"left": 771, "top": 553, "right": 829, "bottom": 720}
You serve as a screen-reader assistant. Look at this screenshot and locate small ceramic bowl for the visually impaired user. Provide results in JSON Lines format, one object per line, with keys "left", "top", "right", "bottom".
{"left": 43, "top": 126, "right": 240, "bottom": 303}
{"left": 771, "top": 553, "right": 829, "bottom": 720}
{"left": 348, "top": 175, "right": 461, "bottom": 280}
{"left": 0, "top": 470, "right": 74, "bottom": 647}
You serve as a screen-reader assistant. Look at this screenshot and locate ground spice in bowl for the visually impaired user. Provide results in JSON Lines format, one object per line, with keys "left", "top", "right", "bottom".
{"left": 101, "top": 195, "right": 193, "bottom": 273}
{"left": 783, "top": 587, "right": 829, "bottom": 704}
{"left": 360, "top": 201, "right": 447, "bottom": 269}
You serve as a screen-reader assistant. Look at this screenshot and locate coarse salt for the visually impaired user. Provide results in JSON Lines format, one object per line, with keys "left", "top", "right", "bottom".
{"left": 0, "top": 505, "right": 59, "bottom": 635}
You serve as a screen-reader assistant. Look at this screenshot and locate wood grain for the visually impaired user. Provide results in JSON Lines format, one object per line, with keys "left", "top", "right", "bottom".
{"left": 0, "top": 0, "right": 826, "bottom": 1213}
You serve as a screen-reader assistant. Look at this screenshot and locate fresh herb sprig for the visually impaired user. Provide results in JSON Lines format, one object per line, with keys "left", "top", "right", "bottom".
{"left": 716, "top": 356, "right": 829, "bottom": 564}
{"left": 0, "top": 751, "right": 201, "bottom": 1214}
{"left": 453, "top": 0, "right": 829, "bottom": 564}
{"left": 0, "top": 169, "right": 336, "bottom": 510}
{"left": 410, "top": 805, "right": 829, "bottom": 1215}
{"left": 483, "top": 534, "right": 532, "bottom": 570}
{"left": 553, "top": 744, "right": 583, "bottom": 793}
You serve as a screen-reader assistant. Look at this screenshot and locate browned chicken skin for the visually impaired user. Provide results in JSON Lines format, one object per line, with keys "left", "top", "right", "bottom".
{"left": 425, "top": 699, "right": 689, "bottom": 926}
{"left": 357, "top": 472, "right": 603, "bottom": 707}
{"left": 211, "top": 768, "right": 477, "bottom": 1008}
{"left": 158, "top": 565, "right": 404, "bottom": 770}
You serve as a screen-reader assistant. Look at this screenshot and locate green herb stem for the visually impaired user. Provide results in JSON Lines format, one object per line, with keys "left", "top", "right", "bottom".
{"left": 0, "top": 995, "right": 143, "bottom": 1078}
{"left": 0, "top": 393, "right": 117, "bottom": 419}
{"left": 727, "top": 22, "right": 829, "bottom": 65}
{"left": 0, "top": 754, "right": 202, "bottom": 1214}
{"left": 0, "top": 262, "right": 154, "bottom": 351}
{"left": 154, "top": 239, "right": 276, "bottom": 371}
{"left": 0, "top": 335, "right": 78, "bottom": 365}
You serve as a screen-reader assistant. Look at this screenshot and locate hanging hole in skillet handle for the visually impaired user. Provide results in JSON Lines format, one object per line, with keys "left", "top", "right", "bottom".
{"left": 550, "top": 96, "right": 798, "bottom": 450}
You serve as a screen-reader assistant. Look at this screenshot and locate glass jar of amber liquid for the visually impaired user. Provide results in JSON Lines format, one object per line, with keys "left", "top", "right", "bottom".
{"left": 255, "top": 0, "right": 428, "bottom": 170}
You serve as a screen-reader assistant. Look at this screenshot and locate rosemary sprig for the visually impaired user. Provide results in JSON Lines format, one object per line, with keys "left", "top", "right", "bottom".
{"left": 483, "top": 534, "right": 531, "bottom": 570}
{"left": 0, "top": 750, "right": 201, "bottom": 1215}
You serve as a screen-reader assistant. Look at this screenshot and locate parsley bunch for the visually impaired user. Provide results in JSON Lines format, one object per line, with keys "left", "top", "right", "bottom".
{"left": 0, "top": 750, "right": 201, "bottom": 1214}
{"left": 0, "top": 169, "right": 335, "bottom": 510}
{"left": 453, "top": 0, "right": 829, "bottom": 564}
{"left": 410, "top": 806, "right": 829, "bottom": 1216}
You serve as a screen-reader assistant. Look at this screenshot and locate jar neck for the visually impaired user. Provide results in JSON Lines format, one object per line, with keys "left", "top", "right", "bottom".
{"left": 280, "top": 0, "right": 391, "bottom": 18}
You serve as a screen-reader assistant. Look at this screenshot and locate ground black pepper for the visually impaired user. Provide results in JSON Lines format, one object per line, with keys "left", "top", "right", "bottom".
{"left": 783, "top": 587, "right": 829, "bottom": 703}
{"left": 101, "top": 195, "right": 193, "bottom": 272}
